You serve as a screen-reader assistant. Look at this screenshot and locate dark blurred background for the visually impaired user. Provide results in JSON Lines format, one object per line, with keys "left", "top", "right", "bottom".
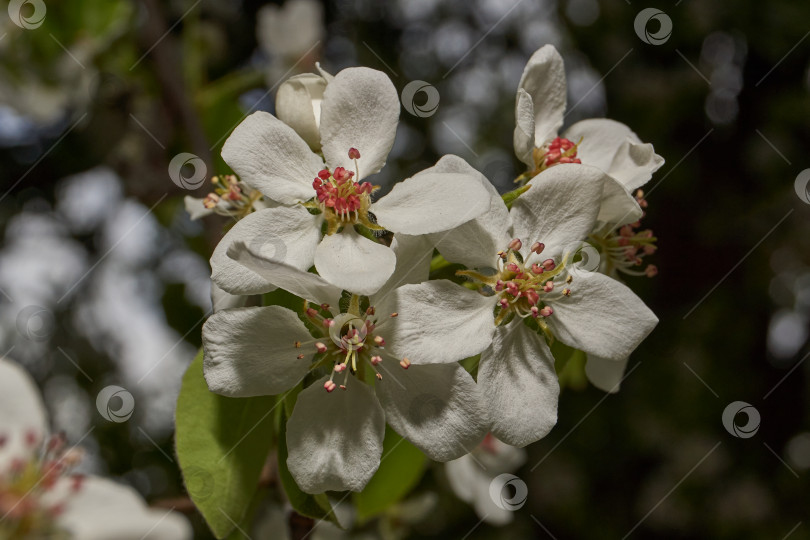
{"left": 0, "top": 0, "right": 808, "bottom": 538}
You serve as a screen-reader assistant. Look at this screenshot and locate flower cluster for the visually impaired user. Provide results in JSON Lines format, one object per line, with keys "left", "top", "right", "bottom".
{"left": 198, "top": 45, "right": 662, "bottom": 497}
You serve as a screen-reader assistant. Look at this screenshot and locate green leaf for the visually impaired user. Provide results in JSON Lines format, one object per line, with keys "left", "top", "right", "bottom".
{"left": 353, "top": 427, "right": 427, "bottom": 524}
{"left": 176, "top": 350, "right": 277, "bottom": 539}
{"left": 554, "top": 344, "right": 588, "bottom": 391}
{"left": 276, "top": 413, "right": 339, "bottom": 526}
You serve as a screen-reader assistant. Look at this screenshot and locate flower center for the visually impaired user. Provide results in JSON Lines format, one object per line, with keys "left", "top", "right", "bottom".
{"left": 459, "top": 239, "right": 574, "bottom": 330}
{"left": 203, "top": 174, "right": 263, "bottom": 219}
{"left": 0, "top": 432, "right": 84, "bottom": 538}
{"left": 589, "top": 190, "right": 658, "bottom": 278}
{"left": 516, "top": 137, "right": 582, "bottom": 185}
{"left": 296, "top": 300, "right": 408, "bottom": 392}
{"left": 307, "top": 148, "right": 382, "bottom": 235}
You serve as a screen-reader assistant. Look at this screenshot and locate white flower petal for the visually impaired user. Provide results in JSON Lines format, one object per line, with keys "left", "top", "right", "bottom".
{"left": 511, "top": 164, "right": 605, "bottom": 258}
{"left": 286, "top": 376, "right": 385, "bottom": 493}
{"left": 57, "top": 476, "right": 192, "bottom": 540}
{"left": 598, "top": 175, "right": 643, "bottom": 227}
{"left": 376, "top": 363, "right": 487, "bottom": 461}
{"left": 564, "top": 118, "right": 664, "bottom": 191}
{"left": 585, "top": 355, "right": 630, "bottom": 393}
{"left": 320, "top": 67, "right": 399, "bottom": 178}
{"left": 424, "top": 155, "right": 513, "bottom": 270}
{"left": 518, "top": 45, "right": 567, "bottom": 146}
{"left": 203, "top": 306, "right": 313, "bottom": 397}
{"left": 210, "top": 282, "right": 248, "bottom": 313}
{"left": 371, "top": 233, "right": 435, "bottom": 305}
{"left": 371, "top": 166, "right": 492, "bottom": 235}
{"left": 0, "top": 359, "right": 47, "bottom": 470}
{"left": 211, "top": 206, "right": 322, "bottom": 296}
{"left": 513, "top": 88, "right": 537, "bottom": 167}
{"left": 221, "top": 111, "right": 323, "bottom": 204}
{"left": 378, "top": 280, "right": 495, "bottom": 365}
{"left": 313, "top": 228, "right": 396, "bottom": 296}
{"left": 226, "top": 240, "right": 342, "bottom": 308}
{"left": 449, "top": 453, "right": 518, "bottom": 525}
{"left": 546, "top": 271, "right": 658, "bottom": 361}
{"left": 445, "top": 455, "right": 477, "bottom": 504}
{"left": 478, "top": 321, "right": 559, "bottom": 447}
{"left": 275, "top": 73, "right": 328, "bottom": 152}
{"left": 183, "top": 196, "right": 213, "bottom": 220}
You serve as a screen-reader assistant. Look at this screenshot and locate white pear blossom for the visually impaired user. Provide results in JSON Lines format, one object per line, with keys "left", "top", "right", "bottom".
{"left": 0, "top": 359, "right": 192, "bottom": 540}
{"left": 514, "top": 45, "right": 664, "bottom": 223}
{"left": 385, "top": 164, "right": 658, "bottom": 446}
{"left": 214, "top": 70, "right": 490, "bottom": 296}
{"left": 202, "top": 235, "right": 489, "bottom": 494}
{"left": 513, "top": 45, "right": 664, "bottom": 283}
{"left": 445, "top": 434, "right": 526, "bottom": 526}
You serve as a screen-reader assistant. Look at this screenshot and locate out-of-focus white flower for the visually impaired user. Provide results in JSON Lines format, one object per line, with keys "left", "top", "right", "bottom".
{"left": 446, "top": 434, "right": 526, "bottom": 525}
{"left": 257, "top": 0, "right": 325, "bottom": 84}
{"left": 0, "top": 358, "right": 192, "bottom": 539}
